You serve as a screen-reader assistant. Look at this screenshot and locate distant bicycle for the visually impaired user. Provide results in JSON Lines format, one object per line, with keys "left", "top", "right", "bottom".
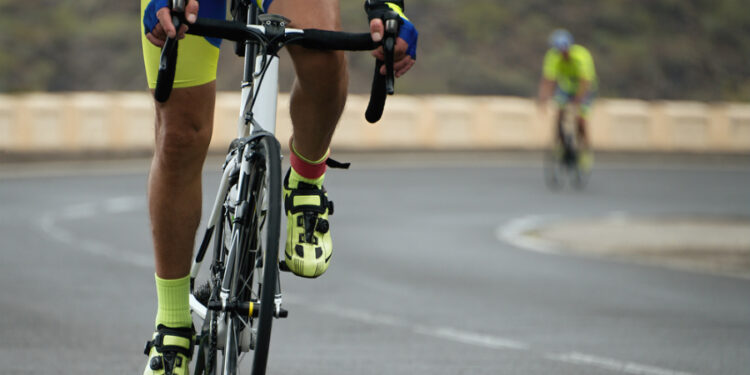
{"left": 543, "top": 104, "right": 591, "bottom": 190}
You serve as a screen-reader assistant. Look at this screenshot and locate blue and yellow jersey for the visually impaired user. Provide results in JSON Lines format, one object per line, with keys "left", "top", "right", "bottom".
{"left": 542, "top": 44, "right": 597, "bottom": 94}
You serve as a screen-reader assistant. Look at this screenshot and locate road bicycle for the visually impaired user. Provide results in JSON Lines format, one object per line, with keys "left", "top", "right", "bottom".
{"left": 152, "top": 1, "right": 400, "bottom": 373}
{"left": 543, "top": 104, "right": 591, "bottom": 190}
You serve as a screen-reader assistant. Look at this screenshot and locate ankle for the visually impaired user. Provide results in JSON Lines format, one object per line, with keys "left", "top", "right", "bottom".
{"left": 289, "top": 142, "right": 328, "bottom": 186}
{"left": 154, "top": 274, "right": 192, "bottom": 329}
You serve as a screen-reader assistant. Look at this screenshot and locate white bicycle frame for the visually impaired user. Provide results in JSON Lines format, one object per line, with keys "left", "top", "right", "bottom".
{"left": 187, "top": 23, "right": 295, "bottom": 355}
{"left": 188, "top": 55, "right": 280, "bottom": 315}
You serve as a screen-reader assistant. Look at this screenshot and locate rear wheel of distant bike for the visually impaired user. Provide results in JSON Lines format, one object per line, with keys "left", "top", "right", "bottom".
{"left": 571, "top": 150, "right": 591, "bottom": 190}
{"left": 572, "top": 165, "right": 589, "bottom": 190}
{"left": 544, "top": 145, "right": 564, "bottom": 190}
{"left": 223, "top": 135, "right": 282, "bottom": 375}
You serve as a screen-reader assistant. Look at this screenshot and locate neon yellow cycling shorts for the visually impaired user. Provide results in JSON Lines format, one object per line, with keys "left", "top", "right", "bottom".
{"left": 140, "top": 0, "right": 224, "bottom": 89}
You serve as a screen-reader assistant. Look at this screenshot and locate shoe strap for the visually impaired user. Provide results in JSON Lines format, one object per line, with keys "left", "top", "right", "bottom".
{"left": 285, "top": 187, "right": 331, "bottom": 215}
{"left": 326, "top": 157, "right": 350, "bottom": 169}
{"left": 144, "top": 325, "right": 195, "bottom": 359}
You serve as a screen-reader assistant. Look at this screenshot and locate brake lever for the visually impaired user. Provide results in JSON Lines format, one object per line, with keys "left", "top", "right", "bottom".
{"left": 154, "top": 0, "right": 186, "bottom": 102}
{"left": 383, "top": 17, "right": 398, "bottom": 95}
{"left": 364, "top": 10, "right": 399, "bottom": 123}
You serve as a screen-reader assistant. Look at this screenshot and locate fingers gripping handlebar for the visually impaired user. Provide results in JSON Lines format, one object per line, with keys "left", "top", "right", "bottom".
{"left": 152, "top": 0, "right": 399, "bottom": 124}
{"left": 365, "top": 10, "right": 399, "bottom": 123}
{"left": 153, "top": 0, "right": 184, "bottom": 103}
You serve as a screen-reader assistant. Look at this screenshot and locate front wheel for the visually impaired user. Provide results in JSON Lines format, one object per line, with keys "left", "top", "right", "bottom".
{"left": 226, "top": 135, "right": 282, "bottom": 375}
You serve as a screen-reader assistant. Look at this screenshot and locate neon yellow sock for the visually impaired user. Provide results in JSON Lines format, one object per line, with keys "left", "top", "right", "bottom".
{"left": 154, "top": 274, "right": 192, "bottom": 329}
{"left": 289, "top": 167, "right": 325, "bottom": 188}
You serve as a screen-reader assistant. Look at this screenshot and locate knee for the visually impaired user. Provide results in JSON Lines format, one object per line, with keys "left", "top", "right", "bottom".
{"left": 290, "top": 47, "right": 348, "bottom": 90}
{"left": 154, "top": 114, "right": 213, "bottom": 165}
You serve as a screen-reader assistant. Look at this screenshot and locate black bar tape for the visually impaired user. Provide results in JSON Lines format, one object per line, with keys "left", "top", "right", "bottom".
{"left": 295, "top": 29, "right": 377, "bottom": 51}
{"left": 187, "top": 17, "right": 254, "bottom": 42}
{"left": 365, "top": 60, "right": 387, "bottom": 123}
{"left": 154, "top": 37, "right": 178, "bottom": 103}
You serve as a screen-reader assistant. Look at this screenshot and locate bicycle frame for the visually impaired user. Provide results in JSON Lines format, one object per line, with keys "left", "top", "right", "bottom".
{"left": 558, "top": 105, "right": 580, "bottom": 168}
{"left": 188, "top": 4, "right": 281, "bottom": 324}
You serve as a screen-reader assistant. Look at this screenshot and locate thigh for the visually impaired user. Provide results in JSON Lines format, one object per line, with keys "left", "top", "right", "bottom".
{"left": 267, "top": 0, "right": 341, "bottom": 30}
{"left": 140, "top": 0, "right": 225, "bottom": 89}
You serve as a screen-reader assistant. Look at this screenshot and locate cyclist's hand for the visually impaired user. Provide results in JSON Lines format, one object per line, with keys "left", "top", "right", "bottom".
{"left": 143, "top": 0, "right": 199, "bottom": 47}
{"left": 366, "top": 1, "right": 418, "bottom": 78}
{"left": 370, "top": 19, "right": 417, "bottom": 77}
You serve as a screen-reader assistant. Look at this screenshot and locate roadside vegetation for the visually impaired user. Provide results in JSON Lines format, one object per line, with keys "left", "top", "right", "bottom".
{"left": 1, "top": 0, "right": 747, "bottom": 101}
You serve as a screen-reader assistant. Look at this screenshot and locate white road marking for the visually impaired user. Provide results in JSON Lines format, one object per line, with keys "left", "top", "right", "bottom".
{"left": 313, "top": 305, "right": 408, "bottom": 328}
{"left": 103, "top": 196, "right": 142, "bottom": 213}
{"left": 308, "top": 303, "right": 695, "bottom": 374}
{"left": 60, "top": 203, "right": 97, "bottom": 219}
{"left": 496, "top": 214, "right": 562, "bottom": 254}
{"left": 547, "top": 352, "right": 697, "bottom": 375}
{"left": 413, "top": 326, "right": 529, "bottom": 350}
{"left": 37, "top": 198, "right": 702, "bottom": 375}
{"left": 39, "top": 196, "right": 151, "bottom": 268}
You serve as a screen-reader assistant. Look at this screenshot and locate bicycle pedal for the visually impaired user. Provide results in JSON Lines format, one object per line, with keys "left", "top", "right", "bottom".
{"left": 276, "top": 308, "right": 289, "bottom": 318}
{"left": 279, "top": 261, "right": 291, "bottom": 272}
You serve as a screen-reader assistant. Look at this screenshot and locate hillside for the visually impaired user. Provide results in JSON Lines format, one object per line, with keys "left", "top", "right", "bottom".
{"left": 0, "top": 0, "right": 748, "bottom": 101}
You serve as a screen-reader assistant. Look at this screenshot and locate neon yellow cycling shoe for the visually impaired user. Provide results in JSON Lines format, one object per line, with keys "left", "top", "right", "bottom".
{"left": 143, "top": 325, "right": 194, "bottom": 375}
{"left": 283, "top": 168, "right": 334, "bottom": 278}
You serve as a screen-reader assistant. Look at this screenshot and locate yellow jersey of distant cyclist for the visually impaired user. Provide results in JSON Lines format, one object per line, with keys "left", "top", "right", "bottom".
{"left": 542, "top": 44, "right": 598, "bottom": 94}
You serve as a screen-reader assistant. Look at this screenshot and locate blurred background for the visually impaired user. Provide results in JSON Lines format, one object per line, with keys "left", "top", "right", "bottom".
{"left": 1, "top": 0, "right": 749, "bottom": 99}
{"left": 1, "top": 1, "right": 749, "bottom": 374}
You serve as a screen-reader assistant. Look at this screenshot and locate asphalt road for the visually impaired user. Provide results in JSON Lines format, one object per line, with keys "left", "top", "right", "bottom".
{"left": 1, "top": 153, "right": 748, "bottom": 375}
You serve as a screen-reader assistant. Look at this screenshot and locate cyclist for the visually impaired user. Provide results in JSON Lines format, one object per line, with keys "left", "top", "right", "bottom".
{"left": 139, "top": 0, "right": 418, "bottom": 373}
{"left": 537, "top": 29, "right": 597, "bottom": 170}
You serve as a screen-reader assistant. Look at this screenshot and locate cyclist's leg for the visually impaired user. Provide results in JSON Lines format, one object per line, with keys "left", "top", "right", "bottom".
{"left": 575, "top": 91, "right": 596, "bottom": 149}
{"left": 149, "top": 84, "right": 215, "bottom": 280}
{"left": 268, "top": 0, "right": 346, "bottom": 278}
{"left": 575, "top": 92, "right": 596, "bottom": 170}
{"left": 553, "top": 86, "right": 570, "bottom": 145}
{"left": 270, "top": 0, "right": 347, "bottom": 160}
{"left": 140, "top": 0, "right": 222, "bottom": 371}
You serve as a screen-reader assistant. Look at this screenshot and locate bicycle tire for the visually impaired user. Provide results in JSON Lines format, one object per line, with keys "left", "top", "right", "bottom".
{"left": 543, "top": 147, "right": 563, "bottom": 190}
{"left": 248, "top": 135, "right": 281, "bottom": 375}
{"left": 224, "top": 134, "right": 282, "bottom": 375}
{"left": 572, "top": 163, "right": 590, "bottom": 190}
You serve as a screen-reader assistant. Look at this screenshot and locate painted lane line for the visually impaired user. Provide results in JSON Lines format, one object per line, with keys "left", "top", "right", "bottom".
{"left": 313, "top": 304, "right": 527, "bottom": 350}
{"left": 547, "top": 352, "right": 696, "bottom": 375}
{"left": 496, "top": 214, "right": 562, "bottom": 254}
{"left": 39, "top": 200, "right": 703, "bottom": 375}
{"left": 413, "top": 326, "right": 529, "bottom": 350}
{"left": 316, "top": 304, "right": 527, "bottom": 351}
{"left": 60, "top": 203, "right": 97, "bottom": 220}
{"left": 40, "top": 215, "right": 75, "bottom": 244}
{"left": 309, "top": 303, "right": 698, "bottom": 375}
{"left": 39, "top": 196, "right": 152, "bottom": 268}
{"left": 104, "top": 196, "right": 143, "bottom": 214}
{"left": 312, "top": 305, "right": 409, "bottom": 328}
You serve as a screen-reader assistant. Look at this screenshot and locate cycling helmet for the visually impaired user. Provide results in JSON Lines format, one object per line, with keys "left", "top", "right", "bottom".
{"left": 549, "top": 29, "right": 573, "bottom": 51}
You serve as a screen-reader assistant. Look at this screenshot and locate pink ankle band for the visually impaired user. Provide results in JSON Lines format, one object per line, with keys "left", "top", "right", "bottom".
{"left": 290, "top": 150, "right": 327, "bottom": 180}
